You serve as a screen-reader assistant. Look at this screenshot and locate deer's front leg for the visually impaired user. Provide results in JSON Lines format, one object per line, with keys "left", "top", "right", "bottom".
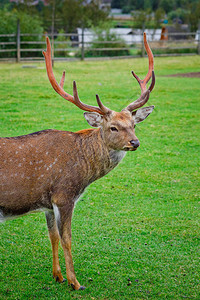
{"left": 45, "top": 210, "right": 65, "bottom": 283}
{"left": 52, "top": 199, "right": 85, "bottom": 290}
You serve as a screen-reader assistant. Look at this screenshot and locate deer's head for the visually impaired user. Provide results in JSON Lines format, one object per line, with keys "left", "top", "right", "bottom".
{"left": 43, "top": 33, "right": 155, "bottom": 152}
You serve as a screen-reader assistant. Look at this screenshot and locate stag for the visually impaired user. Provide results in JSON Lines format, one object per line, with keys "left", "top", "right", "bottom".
{"left": 0, "top": 33, "right": 155, "bottom": 290}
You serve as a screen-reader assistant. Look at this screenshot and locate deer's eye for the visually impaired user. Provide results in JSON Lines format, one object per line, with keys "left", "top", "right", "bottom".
{"left": 110, "top": 126, "right": 118, "bottom": 132}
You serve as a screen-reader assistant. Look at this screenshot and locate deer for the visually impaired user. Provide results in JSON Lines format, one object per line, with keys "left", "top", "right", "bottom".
{"left": 0, "top": 33, "right": 155, "bottom": 290}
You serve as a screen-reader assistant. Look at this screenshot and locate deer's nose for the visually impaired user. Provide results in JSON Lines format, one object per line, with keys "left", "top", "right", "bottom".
{"left": 130, "top": 139, "right": 140, "bottom": 149}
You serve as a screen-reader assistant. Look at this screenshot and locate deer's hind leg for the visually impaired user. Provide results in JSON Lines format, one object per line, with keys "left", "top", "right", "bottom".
{"left": 45, "top": 210, "right": 65, "bottom": 283}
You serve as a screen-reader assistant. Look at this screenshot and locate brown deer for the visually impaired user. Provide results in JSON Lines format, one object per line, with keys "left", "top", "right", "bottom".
{"left": 0, "top": 33, "right": 155, "bottom": 290}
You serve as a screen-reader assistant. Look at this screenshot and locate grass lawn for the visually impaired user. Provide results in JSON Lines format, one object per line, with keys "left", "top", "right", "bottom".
{"left": 0, "top": 55, "right": 199, "bottom": 299}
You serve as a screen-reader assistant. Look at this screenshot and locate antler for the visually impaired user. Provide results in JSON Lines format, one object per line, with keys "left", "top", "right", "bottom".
{"left": 43, "top": 37, "right": 110, "bottom": 115}
{"left": 125, "top": 32, "right": 155, "bottom": 112}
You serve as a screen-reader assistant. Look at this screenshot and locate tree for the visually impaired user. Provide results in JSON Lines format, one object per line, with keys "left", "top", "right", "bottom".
{"left": 188, "top": 1, "right": 200, "bottom": 31}
{"left": 56, "top": 0, "right": 108, "bottom": 33}
{"left": 159, "top": 0, "right": 176, "bottom": 13}
{"left": 132, "top": 9, "right": 152, "bottom": 29}
{"left": 154, "top": 7, "right": 165, "bottom": 29}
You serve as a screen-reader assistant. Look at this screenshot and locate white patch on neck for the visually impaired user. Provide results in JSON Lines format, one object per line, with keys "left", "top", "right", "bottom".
{"left": 109, "top": 150, "right": 126, "bottom": 166}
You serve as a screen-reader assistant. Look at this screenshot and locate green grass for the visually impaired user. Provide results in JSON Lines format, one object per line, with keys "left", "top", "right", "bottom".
{"left": 0, "top": 55, "right": 200, "bottom": 299}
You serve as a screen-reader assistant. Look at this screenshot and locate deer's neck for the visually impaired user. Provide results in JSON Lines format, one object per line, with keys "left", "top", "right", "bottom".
{"left": 76, "top": 128, "right": 126, "bottom": 183}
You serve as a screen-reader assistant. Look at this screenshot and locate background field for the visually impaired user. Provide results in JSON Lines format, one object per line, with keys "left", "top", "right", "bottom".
{"left": 0, "top": 55, "right": 199, "bottom": 299}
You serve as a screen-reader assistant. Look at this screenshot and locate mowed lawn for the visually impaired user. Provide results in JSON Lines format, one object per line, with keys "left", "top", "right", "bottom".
{"left": 0, "top": 55, "right": 199, "bottom": 299}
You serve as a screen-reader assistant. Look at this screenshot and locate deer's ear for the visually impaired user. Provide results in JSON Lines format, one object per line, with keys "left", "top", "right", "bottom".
{"left": 84, "top": 112, "right": 103, "bottom": 127}
{"left": 132, "top": 105, "right": 154, "bottom": 124}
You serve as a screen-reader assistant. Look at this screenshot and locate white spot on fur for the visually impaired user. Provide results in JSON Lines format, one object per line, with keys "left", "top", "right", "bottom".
{"left": 53, "top": 158, "right": 57, "bottom": 165}
{"left": 53, "top": 204, "right": 60, "bottom": 224}
{"left": 18, "top": 163, "right": 22, "bottom": 167}
{"left": 0, "top": 210, "right": 5, "bottom": 222}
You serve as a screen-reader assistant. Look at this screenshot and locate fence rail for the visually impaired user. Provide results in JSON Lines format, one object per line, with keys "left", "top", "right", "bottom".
{"left": 0, "top": 29, "right": 199, "bottom": 62}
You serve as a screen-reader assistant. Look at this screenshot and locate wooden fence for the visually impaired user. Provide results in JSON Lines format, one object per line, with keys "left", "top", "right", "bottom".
{"left": 0, "top": 29, "right": 200, "bottom": 62}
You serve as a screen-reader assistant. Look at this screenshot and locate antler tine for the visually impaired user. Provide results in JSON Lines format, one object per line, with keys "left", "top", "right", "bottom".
{"left": 43, "top": 36, "right": 108, "bottom": 115}
{"left": 131, "top": 33, "right": 154, "bottom": 93}
{"left": 125, "top": 33, "right": 155, "bottom": 112}
{"left": 96, "top": 94, "right": 111, "bottom": 115}
{"left": 43, "top": 37, "right": 75, "bottom": 104}
{"left": 143, "top": 32, "right": 154, "bottom": 85}
{"left": 125, "top": 74, "right": 154, "bottom": 112}
{"left": 72, "top": 81, "right": 110, "bottom": 114}
{"left": 148, "top": 70, "right": 155, "bottom": 92}
{"left": 60, "top": 71, "right": 65, "bottom": 88}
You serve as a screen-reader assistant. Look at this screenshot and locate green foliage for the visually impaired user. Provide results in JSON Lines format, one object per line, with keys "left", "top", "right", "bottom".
{"left": 168, "top": 8, "right": 189, "bottom": 24}
{"left": 0, "top": 6, "right": 43, "bottom": 38}
{"left": 154, "top": 7, "right": 165, "bottom": 29}
{"left": 0, "top": 55, "right": 199, "bottom": 299}
{"left": 0, "top": 7, "right": 18, "bottom": 35}
{"left": 46, "top": 0, "right": 108, "bottom": 33}
{"left": 188, "top": 1, "right": 200, "bottom": 31}
{"left": 160, "top": 0, "right": 176, "bottom": 13}
{"left": 132, "top": 9, "right": 152, "bottom": 29}
{"left": 0, "top": 0, "right": 10, "bottom": 9}
{"left": 54, "top": 29, "right": 72, "bottom": 57}
{"left": 0, "top": 7, "right": 44, "bottom": 58}
{"left": 111, "top": 0, "right": 200, "bottom": 31}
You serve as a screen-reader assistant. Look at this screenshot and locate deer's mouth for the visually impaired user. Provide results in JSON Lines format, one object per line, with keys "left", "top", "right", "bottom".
{"left": 123, "top": 146, "right": 138, "bottom": 151}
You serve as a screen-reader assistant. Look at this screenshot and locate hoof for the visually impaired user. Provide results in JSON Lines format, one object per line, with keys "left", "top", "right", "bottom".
{"left": 55, "top": 276, "right": 66, "bottom": 283}
{"left": 70, "top": 283, "right": 86, "bottom": 290}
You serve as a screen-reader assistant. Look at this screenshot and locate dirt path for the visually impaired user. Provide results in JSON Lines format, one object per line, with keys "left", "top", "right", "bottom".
{"left": 166, "top": 72, "right": 200, "bottom": 78}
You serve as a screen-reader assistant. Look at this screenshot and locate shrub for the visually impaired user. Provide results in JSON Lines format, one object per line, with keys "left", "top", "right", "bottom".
{"left": 0, "top": 7, "right": 44, "bottom": 58}
{"left": 83, "top": 26, "right": 130, "bottom": 58}
{"left": 54, "top": 30, "right": 72, "bottom": 58}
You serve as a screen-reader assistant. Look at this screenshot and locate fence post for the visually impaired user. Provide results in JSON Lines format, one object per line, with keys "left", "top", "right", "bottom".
{"left": 141, "top": 24, "right": 145, "bottom": 57}
{"left": 81, "top": 27, "right": 85, "bottom": 61}
{"left": 17, "top": 19, "right": 21, "bottom": 63}
{"left": 198, "top": 22, "right": 200, "bottom": 55}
